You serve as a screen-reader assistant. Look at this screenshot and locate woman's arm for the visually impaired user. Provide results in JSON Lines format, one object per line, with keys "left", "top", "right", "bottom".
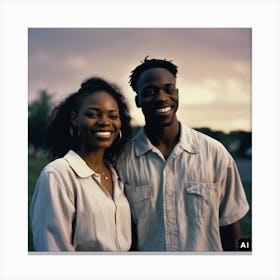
{"left": 30, "top": 169, "right": 76, "bottom": 251}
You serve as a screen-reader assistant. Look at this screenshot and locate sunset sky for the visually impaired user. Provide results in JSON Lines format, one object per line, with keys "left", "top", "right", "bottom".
{"left": 28, "top": 28, "right": 251, "bottom": 133}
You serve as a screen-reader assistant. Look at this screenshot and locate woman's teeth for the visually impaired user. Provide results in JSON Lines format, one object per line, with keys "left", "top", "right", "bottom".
{"left": 94, "top": 131, "right": 111, "bottom": 137}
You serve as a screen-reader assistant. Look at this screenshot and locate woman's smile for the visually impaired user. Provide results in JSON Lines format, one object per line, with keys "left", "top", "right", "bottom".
{"left": 91, "top": 130, "right": 114, "bottom": 139}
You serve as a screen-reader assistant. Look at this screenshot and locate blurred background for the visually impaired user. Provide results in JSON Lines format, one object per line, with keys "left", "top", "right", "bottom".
{"left": 28, "top": 28, "right": 251, "bottom": 251}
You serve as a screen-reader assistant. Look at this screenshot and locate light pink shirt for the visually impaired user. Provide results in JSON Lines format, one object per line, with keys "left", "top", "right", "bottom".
{"left": 30, "top": 150, "right": 131, "bottom": 251}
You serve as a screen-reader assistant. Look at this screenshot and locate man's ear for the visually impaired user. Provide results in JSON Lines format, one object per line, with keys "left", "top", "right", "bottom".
{"left": 135, "top": 95, "right": 141, "bottom": 108}
{"left": 71, "top": 111, "right": 78, "bottom": 127}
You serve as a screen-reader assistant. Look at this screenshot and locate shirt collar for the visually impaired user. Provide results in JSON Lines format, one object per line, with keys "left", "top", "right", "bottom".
{"left": 135, "top": 123, "right": 199, "bottom": 157}
{"left": 63, "top": 150, "right": 95, "bottom": 178}
{"left": 135, "top": 128, "right": 154, "bottom": 157}
{"left": 180, "top": 124, "right": 199, "bottom": 154}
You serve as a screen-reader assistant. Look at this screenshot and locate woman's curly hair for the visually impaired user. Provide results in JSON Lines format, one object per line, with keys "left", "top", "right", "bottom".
{"left": 46, "top": 77, "right": 132, "bottom": 163}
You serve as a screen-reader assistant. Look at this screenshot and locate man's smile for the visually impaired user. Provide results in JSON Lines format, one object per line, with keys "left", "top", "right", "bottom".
{"left": 155, "top": 106, "right": 172, "bottom": 113}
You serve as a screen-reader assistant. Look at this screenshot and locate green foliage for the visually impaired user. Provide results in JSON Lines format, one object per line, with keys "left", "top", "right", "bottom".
{"left": 28, "top": 90, "right": 53, "bottom": 153}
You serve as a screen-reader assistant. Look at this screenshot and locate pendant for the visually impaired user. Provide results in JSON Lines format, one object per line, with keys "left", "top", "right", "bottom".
{"left": 101, "top": 172, "right": 109, "bottom": 180}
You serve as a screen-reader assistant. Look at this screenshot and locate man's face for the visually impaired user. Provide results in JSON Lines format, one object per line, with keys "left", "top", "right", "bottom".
{"left": 136, "top": 68, "right": 179, "bottom": 127}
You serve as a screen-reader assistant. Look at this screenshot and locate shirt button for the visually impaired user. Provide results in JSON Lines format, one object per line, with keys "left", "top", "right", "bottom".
{"left": 167, "top": 190, "right": 174, "bottom": 196}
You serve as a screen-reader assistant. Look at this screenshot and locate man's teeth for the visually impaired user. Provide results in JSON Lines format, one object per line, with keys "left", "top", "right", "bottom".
{"left": 156, "top": 107, "right": 171, "bottom": 113}
{"left": 95, "top": 131, "right": 111, "bottom": 136}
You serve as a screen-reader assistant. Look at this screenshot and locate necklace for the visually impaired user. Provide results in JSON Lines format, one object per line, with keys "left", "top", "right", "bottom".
{"left": 93, "top": 170, "right": 109, "bottom": 181}
{"left": 100, "top": 171, "right": 109, "bottom": 181}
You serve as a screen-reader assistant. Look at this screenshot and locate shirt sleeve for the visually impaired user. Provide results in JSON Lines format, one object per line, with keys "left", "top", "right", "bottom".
{"left": 30, "top": 169, "right": 76, "bottom": 251}
{"left": 219, "top": 158, "right": 249, "bottom": 227}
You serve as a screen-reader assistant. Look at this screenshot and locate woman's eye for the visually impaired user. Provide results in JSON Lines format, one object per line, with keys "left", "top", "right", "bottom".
{"left": 86, "top": 112, "right": 98, "bottom": 118}
{"left": 109, "top": 114, "right": 119, "bottom": 120}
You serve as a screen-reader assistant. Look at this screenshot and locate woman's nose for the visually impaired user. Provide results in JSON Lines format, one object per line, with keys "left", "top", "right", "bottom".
{"left": 97, "top": 115, "right": 110, "bottom": 126}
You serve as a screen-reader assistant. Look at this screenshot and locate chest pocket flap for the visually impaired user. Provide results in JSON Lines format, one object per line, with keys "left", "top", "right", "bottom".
{"left": 185, "top": 182, "right": 210, "bottom": 200}
{"left": 184, "top": 182, "right": 215, "bottom": 217}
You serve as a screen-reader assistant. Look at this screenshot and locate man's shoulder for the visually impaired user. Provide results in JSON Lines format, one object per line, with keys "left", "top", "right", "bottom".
{"left": 182, "top": 125, "right": 229, "bottom": 153}
{"left": 118, "top": 135, "right": 138, "bottom": 157}
{"left": 116, "top": 130, "right": 144, "bottom": 168}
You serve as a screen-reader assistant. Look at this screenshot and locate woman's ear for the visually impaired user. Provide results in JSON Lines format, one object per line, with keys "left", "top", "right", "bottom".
{"left": 71, "top": 111, "right": 78, "bottom": 127}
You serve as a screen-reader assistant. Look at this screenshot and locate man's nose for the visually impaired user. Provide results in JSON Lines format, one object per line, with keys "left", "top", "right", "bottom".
{"left": 156, "top": 88, "right": 168, "bottom": 102}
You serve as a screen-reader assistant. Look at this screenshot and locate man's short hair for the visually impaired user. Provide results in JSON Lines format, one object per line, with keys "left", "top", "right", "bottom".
{"left": 129, "top": 56, "right": 178, "bottom": 92}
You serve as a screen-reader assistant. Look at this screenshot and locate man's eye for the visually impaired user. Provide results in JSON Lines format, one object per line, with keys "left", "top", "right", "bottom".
{"left": 164, "top": 85, "right": 176, "bottom": 94}
{"left": 142, "top": 88, "right": 156, "bottom": 96}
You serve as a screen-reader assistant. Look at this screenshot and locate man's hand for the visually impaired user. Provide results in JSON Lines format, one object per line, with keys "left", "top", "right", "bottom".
{"left": 220, "top": 221, "right": 242, "bottom": 251}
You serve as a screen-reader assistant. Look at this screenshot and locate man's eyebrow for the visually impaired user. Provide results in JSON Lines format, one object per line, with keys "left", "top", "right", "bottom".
{"left": 143, "top": 83, "right": 174, "bottom": 88}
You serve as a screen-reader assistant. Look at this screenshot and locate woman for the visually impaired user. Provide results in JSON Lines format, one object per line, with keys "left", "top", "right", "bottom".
{"left": 30, "top": 77, "right": 132, "bottom": 251}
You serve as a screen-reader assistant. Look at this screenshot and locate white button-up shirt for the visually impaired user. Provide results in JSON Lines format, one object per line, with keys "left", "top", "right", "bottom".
{"left": 116, "top": 124, "right": 249, "bottom": 251}
{"left": 30, "top": 150, "right": 131, "bottom": 251}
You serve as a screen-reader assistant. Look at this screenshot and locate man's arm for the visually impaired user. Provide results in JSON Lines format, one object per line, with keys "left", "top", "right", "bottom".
{"left": 129, "top": 221, "right": 138, "bottom": 251}
{"left": 219, "top": 221, "right": 242, "bottom": 251}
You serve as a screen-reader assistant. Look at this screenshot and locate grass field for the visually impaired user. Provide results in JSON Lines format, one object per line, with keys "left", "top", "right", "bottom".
{"left": 28, "top": 157, "right": 252, "bottom": 251}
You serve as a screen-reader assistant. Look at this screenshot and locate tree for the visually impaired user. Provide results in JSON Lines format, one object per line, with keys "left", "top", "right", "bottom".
{"left": 28, "top": 90, "right": 52, "bottom": 158}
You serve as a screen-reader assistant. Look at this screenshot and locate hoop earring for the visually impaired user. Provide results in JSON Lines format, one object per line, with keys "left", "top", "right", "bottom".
{"left": 69, "top": 126, "right": 73, "bottom": 137}
{"left": 115, "top": 130, "right": 122, "bottom": 144}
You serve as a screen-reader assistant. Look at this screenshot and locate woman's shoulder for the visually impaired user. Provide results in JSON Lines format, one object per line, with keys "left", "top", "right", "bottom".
{"left": 36, "top": 156, "right": 76, "bottom": 192}
{"left": 42, "top": 157, "right": 70, "bottom": 174}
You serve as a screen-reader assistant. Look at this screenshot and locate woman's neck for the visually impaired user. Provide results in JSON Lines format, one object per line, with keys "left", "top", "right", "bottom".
{"left": 77, "top": 148, "right": 106, "bottom": 171}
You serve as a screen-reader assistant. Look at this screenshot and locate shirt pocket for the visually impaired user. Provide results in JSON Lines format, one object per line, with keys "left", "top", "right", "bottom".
{"left": 124, "top": 184, "right": 152, "bottom": 222}
{"left": 184, "top": 182, "right": 214, "bottom": 218}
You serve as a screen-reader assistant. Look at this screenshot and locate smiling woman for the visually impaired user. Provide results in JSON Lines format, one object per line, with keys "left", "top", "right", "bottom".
{"left": 30, "top": 77, "right": 132, "bottom": 252}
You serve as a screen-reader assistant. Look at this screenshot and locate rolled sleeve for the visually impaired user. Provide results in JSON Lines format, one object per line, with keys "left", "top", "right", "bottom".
{"left": 219, "top": 159, "right": 249, "bottom": 226}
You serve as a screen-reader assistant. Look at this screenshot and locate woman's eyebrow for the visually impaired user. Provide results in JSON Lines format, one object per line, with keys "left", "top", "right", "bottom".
{"left": 85, "top": 107, "right": 119, "bottom": 112}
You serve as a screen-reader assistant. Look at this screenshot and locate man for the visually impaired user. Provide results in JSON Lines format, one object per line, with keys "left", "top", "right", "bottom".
{"left": 117, "top": 57, "right": 249, "bottom": 251}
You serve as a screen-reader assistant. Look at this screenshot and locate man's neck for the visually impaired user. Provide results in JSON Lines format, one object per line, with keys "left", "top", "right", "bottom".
{"left": 144, "top": 120, "right": 180, "bottom": 159}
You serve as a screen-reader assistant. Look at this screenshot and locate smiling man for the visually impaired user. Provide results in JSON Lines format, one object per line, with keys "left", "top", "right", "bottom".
{"left": 116, "top": 57, "right": 249, "bottom": 251}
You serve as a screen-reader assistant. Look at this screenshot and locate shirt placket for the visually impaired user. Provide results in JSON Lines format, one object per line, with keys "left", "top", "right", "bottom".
{"left": 163, "top": 161, "right": 178, "bottom": 251}
{"left": 92, "top": 172, "right": 120, "bottom": 251}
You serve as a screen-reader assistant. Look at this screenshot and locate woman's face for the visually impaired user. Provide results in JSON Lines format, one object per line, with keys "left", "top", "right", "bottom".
{"left": 72, "top": 91, "right": 121, "bottom": 152}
